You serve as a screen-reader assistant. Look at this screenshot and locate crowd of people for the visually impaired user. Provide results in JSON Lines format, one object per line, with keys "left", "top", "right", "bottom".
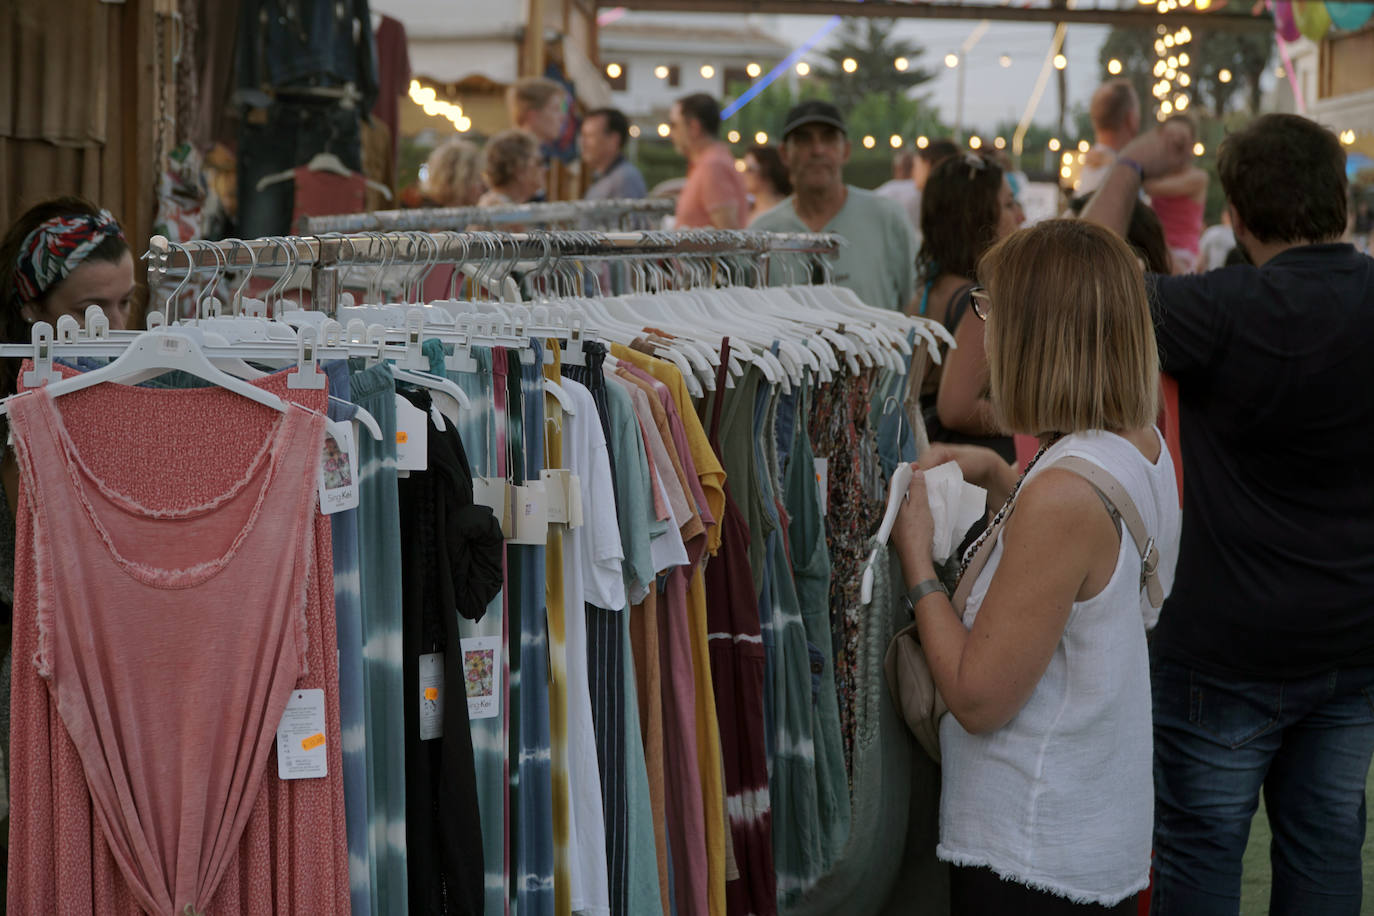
{"left": 4, "top": 69, "right": 1373, "bottom": 916}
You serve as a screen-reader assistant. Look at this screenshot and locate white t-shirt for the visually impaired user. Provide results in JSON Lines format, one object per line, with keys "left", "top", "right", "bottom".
{"left": 937, "top": 430, "right": 1181, "bottom": 906}
{"left": 557, "top": 377, "right": 621, "bottom": 916}
{"left": 1198, "top": 224, "right": 1236, "bottom": 272}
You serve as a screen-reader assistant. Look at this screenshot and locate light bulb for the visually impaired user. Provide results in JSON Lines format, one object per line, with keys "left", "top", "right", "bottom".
{"left": 863, "top": 135, "right": 876, "bottom": 149}
{"left": 795, "top": 61, "right": 811, "bottom": 76}
{"left": 1053, "top": 53, "right": 1068, "bottom": 70}
{"left": 969, "top": 135, "right": 982, "bottom": 149}
{"left": 994, "top": 136, "right": 1006, "bottom": 149}
{"left": 1049, "top": 137, "right": 1061, "bottom": 151}
{"left": 746, "top": 62, "right": 761, "bottom": 78}
{"left": 657, "top": 123, "right": 670, "bottom": 137}
{"left": 1108, "top": 58, "right": 1123, "bottom": 75}
{"left": 894, "top": 57, "right": 909, "bottom": 71}
{"left": 726, "top": 130, "right": 740, "bottom": 143}
{"left": 755, "top": 131, "right": 768, "bottom": 144}
{"left": 654, "top": 65, "right": 669, "bottom": 80}
{"left": 1219, "top": 68, "right": 1232, "bottom": 83}
{"left": 700, "top": 65, "right": 715, "bottom": 79}
{"left": 889, "top": 134, "right": 903, "bottom": 149}
{"left": 945, "top": 53, "right": 959, "bottom": 69}
{"left": 917, "top": 135, "right": 929, "bottom": 149}
{"left": 842, "top": 57, "right": 858, "bottom": 73}
{"left": 606, "top": 62, "right": 622, "bottom": 79}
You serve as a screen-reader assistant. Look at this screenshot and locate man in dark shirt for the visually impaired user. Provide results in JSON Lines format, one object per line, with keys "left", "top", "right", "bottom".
{"left": 1086, "top": 114, "right": 1374, "bottom": 914}
{"left": 581, "top": 107, "right": 647, "bottom": 202}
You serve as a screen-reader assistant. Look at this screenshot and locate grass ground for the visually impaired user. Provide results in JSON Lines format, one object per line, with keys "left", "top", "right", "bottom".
{"left": 1237, "top": 762, "right": 1374, "bottom": 914}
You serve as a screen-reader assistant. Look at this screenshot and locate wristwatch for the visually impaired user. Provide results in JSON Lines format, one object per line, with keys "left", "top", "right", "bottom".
{"left": 901, "top": 578, "right": 947, "bottom": 615}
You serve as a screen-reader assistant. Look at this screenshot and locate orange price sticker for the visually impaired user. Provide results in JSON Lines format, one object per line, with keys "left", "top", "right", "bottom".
{"left": 301, "top": 733, "right": 326, "bottom": 752}
{"left": 424, "top": 687, "right": 439, "bottom": 701}
{"left": 396, "top": 430, "right": 409, "bottom": 445}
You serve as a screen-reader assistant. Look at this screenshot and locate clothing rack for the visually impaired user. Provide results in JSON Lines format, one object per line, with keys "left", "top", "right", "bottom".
{"left": 144, "top": 229, "right": 844, "bottom": 316}
{"left": 298, "top": 198, "right": 676, "bottom": 235}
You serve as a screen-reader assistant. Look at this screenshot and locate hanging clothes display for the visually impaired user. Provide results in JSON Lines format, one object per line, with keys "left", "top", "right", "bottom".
{"left": 6, "top": 223, "right": 951, "bottom": 916}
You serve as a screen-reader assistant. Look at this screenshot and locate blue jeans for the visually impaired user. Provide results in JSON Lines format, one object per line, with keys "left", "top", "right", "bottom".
{"left": 1150, "top": 656, "right": 1374, "bottom": 916}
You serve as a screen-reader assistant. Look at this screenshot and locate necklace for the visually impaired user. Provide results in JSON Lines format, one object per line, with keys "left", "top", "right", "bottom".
{"left": 955, "top": 433, "right": 1064, "bottom": 583}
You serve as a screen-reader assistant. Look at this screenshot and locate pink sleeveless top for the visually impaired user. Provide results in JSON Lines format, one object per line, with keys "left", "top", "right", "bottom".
{"left": 7, "top": 373, "right": 351, "bottom": 915}
{"left": 1150, "top": 194, "right": 1205, "bottom": 255}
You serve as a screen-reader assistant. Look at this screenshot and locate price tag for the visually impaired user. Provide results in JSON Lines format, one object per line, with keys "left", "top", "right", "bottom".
{"left": 419, "top": 653, "right": 444, "bottom": 741}
{"left": 394, "top": 395, "right": 428, "bottom": 472}
{"left": 318, "top": 424, "right": 359, "bottom": 515}
{"left": 814, "top": 457, "right": 829, "bottom": 516}
{"left": 474, "top": 477, "right": 512, "bottom": 537}
{"left": 461, "top": 636, "right": 500, "bottom": 720}
{"left": 508, "top": 481, "right": 550, "bottom": 545}
{"left": 276, "top": 689, "right": 328, "bottom": 780}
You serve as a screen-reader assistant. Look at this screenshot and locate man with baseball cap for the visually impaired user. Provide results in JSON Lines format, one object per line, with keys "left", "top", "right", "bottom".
{"left": 750, "top": 100, "right": 917, "bottom": 312}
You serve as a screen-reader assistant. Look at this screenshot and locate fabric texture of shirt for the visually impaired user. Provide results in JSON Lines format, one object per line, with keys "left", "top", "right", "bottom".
{"left": 675, "top": 142, "right": 748, "bottom": 229}
{"left": 8, "top": 373, "right": 350, "bottom": 915}
{"left": 586, "top": 157, "right": 648, "bottom": 202}
{"left": 872, "top": 178, "right": 921, "bottom": 240}
{"left": 937, "top": 431, "right": 1180, "bottom": 907}
{"left": 749, "top": 187, "right": 917, "bottom": 312}
{"left": 1147, "top": 244, "right": 1374, "bottom": 677}
{"left": 1149, "top": 193, "right": 1204, "bottom": 256}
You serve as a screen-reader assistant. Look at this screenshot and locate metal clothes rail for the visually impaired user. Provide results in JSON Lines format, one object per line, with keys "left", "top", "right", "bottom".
{"left": 298, "top": 198, "right": 675, "bottom": 235}
{"left": 144, "top": 229, "right": 844, "bottom": 316}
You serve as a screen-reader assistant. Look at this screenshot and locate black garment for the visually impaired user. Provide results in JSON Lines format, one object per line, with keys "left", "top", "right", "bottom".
{"left": 949, "top": 866, "right": 1135, "bottom": 915}
{"left": 1147, "top": 244, "right": 1374, "bottom": 678}
{"left": 398, "top": 388, "right": 504, "bottom": 915}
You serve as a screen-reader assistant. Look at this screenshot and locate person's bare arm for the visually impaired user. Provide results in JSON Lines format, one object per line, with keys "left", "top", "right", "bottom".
{"left": 1144, "top": 168, "right": 1208, "bottom": 200}
{"left": 707, "top": 203, "right": 742, "bottom": 229}
{"left": 936, "top": 311, "right": 1001, "bottom": 437}
{"left": 1083, "top": 123, "right": 1192, "bottom": 238}
{"left": 891, "top": 468, "right": 1119, "bottom": 734}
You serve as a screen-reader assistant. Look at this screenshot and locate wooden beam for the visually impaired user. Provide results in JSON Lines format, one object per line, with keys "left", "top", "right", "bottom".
{"left": 599, "top": 0, "right": 1274, "bottom": 31}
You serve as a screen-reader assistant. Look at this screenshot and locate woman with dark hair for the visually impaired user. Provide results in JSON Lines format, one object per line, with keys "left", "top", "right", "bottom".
{"left": 743, "top": 145, "right": 791, "bottom": 222}
{"left": 911, "top": 153, "right": 1024, "bottom": 461}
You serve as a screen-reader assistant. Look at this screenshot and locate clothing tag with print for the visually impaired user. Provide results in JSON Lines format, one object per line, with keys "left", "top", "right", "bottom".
{"left": 509, "top": 481, "right": 550, "bottom": 545}
{"left": 276, "top": 689, "right": 328, "bottom": 780}
{"left": 566, "top": 473, "right": 584, "bottom": 528}
{"left": 814, "top": 457, "right": 829, "bottom": 516}
{"left": 461, "top": 636, "right": 501, "bottom": 720}
{"left": 418, "top": 653, "right": 444, "bottom": 741}
{"left": 318, "top": 424, "right": 359, "bottom": 516}
{"left": 474, "top": 477, "right": 512, "bottom": 537}
{"left": 394, "top": 395, "right": 428, "bottom": 472}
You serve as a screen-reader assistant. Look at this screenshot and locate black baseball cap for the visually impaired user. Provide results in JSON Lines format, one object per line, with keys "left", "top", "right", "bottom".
{"left": 781, "top": 100, "right": 847, "bottom": 140}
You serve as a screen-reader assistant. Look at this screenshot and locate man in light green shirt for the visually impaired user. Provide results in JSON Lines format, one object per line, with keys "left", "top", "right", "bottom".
{"left": 749, "top": 100, "right": 917, "bottom": 312}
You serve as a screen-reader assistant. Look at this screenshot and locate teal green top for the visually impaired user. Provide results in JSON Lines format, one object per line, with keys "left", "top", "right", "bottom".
{"left": 748, "top": 185, "right": 918, "bottom": 312}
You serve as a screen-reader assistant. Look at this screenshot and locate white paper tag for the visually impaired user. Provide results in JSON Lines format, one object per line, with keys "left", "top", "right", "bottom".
{"left": 461, "top": 636, "right": 501, "bottom": 720}
{"left": 276, "top": 689, "right": 328, "bottom": 780}
{"left": 394, "top": 395, "right": 428, "bottom": 472}
{"left": 814, "top": 457, "right": 829, "bottom": 516}
{"left": 509, "top": 482, "right": 550, "bottom": 545}
{"left": 542, "top": 469, "right": 569, "bottom": 525}
{"left": 318, "top": 424, "right": 359, "bottom": 515}
{"left": 419, "top": 652, "right": 444, "bottom": 741}
{"left": 474, "top": 477, "right": 512, "bottom": 537}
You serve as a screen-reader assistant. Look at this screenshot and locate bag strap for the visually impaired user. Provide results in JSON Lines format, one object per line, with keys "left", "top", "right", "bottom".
{"left": 1050, "top": 456, "right": 1164, "bottom": 609}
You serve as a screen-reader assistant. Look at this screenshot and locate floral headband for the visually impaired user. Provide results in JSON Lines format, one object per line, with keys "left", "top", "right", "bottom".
{"left": 13, "top": 210, "right": 125, "bottom": 305}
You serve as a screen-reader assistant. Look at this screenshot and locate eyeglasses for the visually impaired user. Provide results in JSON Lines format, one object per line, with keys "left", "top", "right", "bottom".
{"left": 970, "top": 286, "right": 991, "bottom": 322}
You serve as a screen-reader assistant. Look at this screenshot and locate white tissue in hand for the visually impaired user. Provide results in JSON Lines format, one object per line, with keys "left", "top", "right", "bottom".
{"left": 925, "top": 462, "right": 988, "bottom": 565}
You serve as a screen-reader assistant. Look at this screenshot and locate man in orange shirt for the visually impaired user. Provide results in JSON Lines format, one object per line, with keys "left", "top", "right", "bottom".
{"left": 669, "top": 94, "right": 748, "bottom": 229}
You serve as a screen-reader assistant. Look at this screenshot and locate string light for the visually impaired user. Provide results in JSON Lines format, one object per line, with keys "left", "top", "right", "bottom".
{"left": 1166, "top": 68, "right": 1177, "bottom": 80}
{"left": 606, "top": 62, "right": 622, "bottom": 79}
{"left": 842, "top": 57, "right": 858, "bottom": 73}
{"left": 1049, "top": 137, "right": 1061, "bottom": 151}
{"left": 1000, "top": 55, "right": 1012, "bottom": 68}
{"left": 734, "top": 159, "right": 746, "bottom": 172}
{"left": 1196, "top": 0, "right": 1211, "bottom": 10}
{"left": 409, "top": 80, "right": 467, "bottom": 131}
{"left": 994, "top": 136, "right": 1006, "bottom": 149}
{"left": 1154, "top": 61, "right": 1167, "bottom": 77}
{"left": 1176, "top": 95, "right": 1189, "bottom": 110}
{"left": 969, "top": 135, "right": 982, "bottom": 149}
{"left": 700, "top": 64, "right": 715, "bottom": 79}
{"left": 889, "top": 134, "right": 903, "bottom": 148}
{"left": 1161, "top": 100, "right": 1174, "bottom": 115}
{"left": 1193, "top": 141, "right": 1205, "bottom": 155}
{"left": 657, "top": 123, "right": 670, "bottom": 137}
{"left": 1275, "top": 66, "right": 1286, "bottom": 78}
{"left": 1340, "top": 129, "right": 1356, "bottom": 145}
{"left": 654, "top": 65, "right": 669, "bottom": 79}
{"left": 1168, "top": 55, "right": 1178, "bottom": 68}
{"left": 628, "top": 125, "right": 641, "bottom": 138}
{"left": 1062, "top": 151, "right": 1074, "bottom": 165}
{"left": 1219, "top": 68, "right": 1232, "bottom": 83}
{"left": 1155, "top": 40, "right": 1167, "bottom": 55}
{"left": 755, "top": 131, "right": 769, "bottom": 144}
{"left": 1179, "top": 52, "right": 1190, "bottom": 66}
{"left": 863, "top": 135, "right": 876, "bottom": 149}
{"left": 917, "top": 136, "right": 930, "bottom": 149}
{"left": 894, "top": 57, "right": 910, "bottom": 71}
{"left": 727, "top": 129, "right": 741, "bottom": 143}
{"left": 746, "top": 62, "right": 762, "bottom": 78}
{"left": 945, "top": 53, "right": 960, "bottom": 68}
{"left": 1164, "top": 34, "right": 1175, "bottom": 47}
{"left": 795, "top": 61, "right": 811, "bottom": 76}
{"left": 1061, "top": 165, "right": 1073, "bottom": 178}
{"left": 1078, "top": 139, "right": 1090, "bottom": 152}
{"left": 1053, "top": 53, "right": 1068, "bottom": 70}
{"left": 1178, "top": 27, "right": 1192, "bottom": 42}
{"left": 1179, "top": 73, "right": 1191, "bottom": 87}
{"left": 1108, "top": 58, "right": 1123, "bottom": 75}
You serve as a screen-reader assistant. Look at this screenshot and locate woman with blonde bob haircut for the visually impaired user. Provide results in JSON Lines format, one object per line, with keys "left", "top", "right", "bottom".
{"left": 892, "top": 219, "right": 1181, "bottom": 914}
